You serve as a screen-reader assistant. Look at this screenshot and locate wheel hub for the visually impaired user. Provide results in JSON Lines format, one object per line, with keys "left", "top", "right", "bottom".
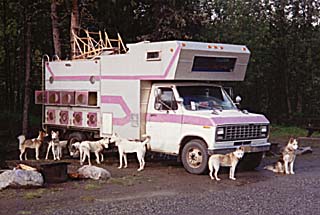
{"left": 187, "top": 148, "right": 203, "bottom": 168}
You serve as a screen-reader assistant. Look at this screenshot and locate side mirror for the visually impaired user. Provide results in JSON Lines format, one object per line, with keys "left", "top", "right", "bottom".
{"left": 235, "top": 96, "right": 242, "bottom": 104}
{"left": 176, "top": 97, "right": 184, "bottom": 104}
{"left": 154, "top": 88, "right": 162, "bottom": 97}
{"left": 155, "top": 103, "right": 162, "bottom": 110}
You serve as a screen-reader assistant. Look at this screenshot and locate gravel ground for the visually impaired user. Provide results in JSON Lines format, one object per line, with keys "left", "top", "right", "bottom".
{"left": 0, "top": 139, "right": 319, "bottom": 215}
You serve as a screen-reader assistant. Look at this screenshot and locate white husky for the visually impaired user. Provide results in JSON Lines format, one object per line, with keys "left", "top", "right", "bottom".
{"left": 109, "top": 133, "right": 151, "bottom": 171}
{"left": 78, "top": 138, "right": 110, "bottom": 166}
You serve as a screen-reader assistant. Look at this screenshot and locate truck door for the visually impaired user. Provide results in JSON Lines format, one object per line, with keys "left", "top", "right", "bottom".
{"left": 146, "top": 86, "right": 183, "bottom": 154}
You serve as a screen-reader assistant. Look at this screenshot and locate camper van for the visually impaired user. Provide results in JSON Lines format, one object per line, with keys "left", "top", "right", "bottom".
{"left": 36, "top": 32, "right": 270, "bottom": 174}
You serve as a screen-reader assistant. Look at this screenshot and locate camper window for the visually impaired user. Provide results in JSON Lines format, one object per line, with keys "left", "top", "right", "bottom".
{"left": 146, "top": 51, "right": 161, "bottom": 61}
{"left": 154, "top": 88, "right": 177, "bottom": 111}
{"left": 192, "top": 56, "right": 236, "bottom": 72}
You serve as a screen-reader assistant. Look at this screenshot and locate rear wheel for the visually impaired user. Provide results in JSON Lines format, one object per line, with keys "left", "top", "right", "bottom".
{"left": 67, "top": 132, "right": 87, "bottom": 158}
{"left": 237, "top": 152, "right": 264, "bottom": 170}
{"left": 181, "top": 139, "right": 208, "bottom": 174}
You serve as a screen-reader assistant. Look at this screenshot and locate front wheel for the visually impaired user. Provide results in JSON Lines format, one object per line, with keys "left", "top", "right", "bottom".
{"left": 181, "top": 139, "right": 209, "bottom": 174}
{"left": 237, "top": 152, "right": 264, "bottom": 170}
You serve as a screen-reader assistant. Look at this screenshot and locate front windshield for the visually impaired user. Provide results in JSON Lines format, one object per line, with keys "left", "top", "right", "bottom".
{"left": 176, "top": 85, "right": 237, "bottom": 111}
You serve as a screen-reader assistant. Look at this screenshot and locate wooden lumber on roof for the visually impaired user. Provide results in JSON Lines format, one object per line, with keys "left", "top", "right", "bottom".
{"left": 71, "top": 29, "right": 127, "bottom": 60}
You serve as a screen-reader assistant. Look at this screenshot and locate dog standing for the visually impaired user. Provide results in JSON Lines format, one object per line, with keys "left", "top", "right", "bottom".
{"left": 208, "top": 147, "right": 245, "bottom": 181}
{"left": 264, "top": 138, "right": 298, "bottom": 174}
{"left": 18, "top": 130, "right": 47, "bottom": 160}
{"left": 79, "top": 138, "right": 110, "bottom": 166}
{"left": 109, "top": 133, "right": 151, "bottom": 171}
{"left": 45, "top": 131, "right": 68, "bottom": 160}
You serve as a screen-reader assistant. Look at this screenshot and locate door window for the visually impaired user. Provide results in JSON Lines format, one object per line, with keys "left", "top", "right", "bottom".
{"left": 154, "top": 88, "right": 178, "bottom": 111}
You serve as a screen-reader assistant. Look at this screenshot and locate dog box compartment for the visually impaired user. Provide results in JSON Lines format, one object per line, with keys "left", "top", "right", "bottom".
{"left": 40, "top": 162, "right": 70, "bottom": 183}
{"left": 87, "top": 112, "right": 98, "bottom": 127}
{"left": 48, "top": 91, "right": 60, "bottom": 104}
{"left": 75, "top": 91, "right": 88, "bottom": 105}
{"left": 73, "top": 111, "right": 83, "bottom": 126}
{"left": 59, "top": 110, "right": 69, "bottom": 125}
{"left": 46, "top": 109, "right": 56, "bottom": 124}
{"left": 60, "top": 91, "right": 75, "bottom": 105}
{"left": 88, "top": 92, "right": 97, "bottom": 106}
{"left": 35, "top": 91, "right": 48, "bottom": 104}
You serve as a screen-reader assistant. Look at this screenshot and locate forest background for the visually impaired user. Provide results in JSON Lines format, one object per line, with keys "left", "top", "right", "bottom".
{"left": 0, "top": 0, "right": 320, "bottom": 135}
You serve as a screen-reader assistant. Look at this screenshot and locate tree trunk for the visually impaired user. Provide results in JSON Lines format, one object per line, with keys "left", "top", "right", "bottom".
{"left": 70, "top": 0, "right": 79, "bottom": 59}
{"left": 51, "top": 0, "right": 61, "bottom": 58}
{"left": 22, "top": 20, "right": 31, "bottom": 134}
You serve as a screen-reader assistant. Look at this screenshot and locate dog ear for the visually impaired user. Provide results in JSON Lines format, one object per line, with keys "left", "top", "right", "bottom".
{"left": 289, "top": 137, "right": 294, "bottom": 143}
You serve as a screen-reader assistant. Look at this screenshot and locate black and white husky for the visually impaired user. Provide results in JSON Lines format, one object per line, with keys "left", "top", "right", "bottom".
{"left": 265, "top": 138, "right": 298, "bottom": 174}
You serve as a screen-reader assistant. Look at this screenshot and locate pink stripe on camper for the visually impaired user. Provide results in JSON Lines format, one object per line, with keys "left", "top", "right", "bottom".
{"left": 101, "top": 96, "right": 131, "bottom": 126}
{"left": 45, "top": 46, "right": 181, "bottom": 81}
{"left": 146, "top": 113, "right": 214, "bottom": 126}
{"left": 100, "top": 45, "right": 181, "bottom": 80}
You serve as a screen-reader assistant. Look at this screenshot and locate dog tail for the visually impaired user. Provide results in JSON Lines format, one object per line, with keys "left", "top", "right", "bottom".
{"left": 264, "top": 164, "right": 277, "bottom": 173}
{"left": 17, "top": 135, "right": 26, "bottom": 150}
{"left": 142, "top": 134, "right": 151, "bottom": 150}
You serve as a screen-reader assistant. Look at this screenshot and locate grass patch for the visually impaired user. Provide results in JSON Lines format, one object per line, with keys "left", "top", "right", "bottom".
{"left": 84, "top": 182, "right": 102, "bottom": 190}
{"left": 270, "top": 125, "right": 307, "bottom": 138}
{"left": 80, "top": 195, "right": 96, "bottom": 202}
{"left": 107, "top": 175, "right": 142, "bottom": 186}
{"left": 17, "top": 211, "right": 32, "bottom": 215}
{"left": 23, "top": 188, "right": 45, "bottom": 200}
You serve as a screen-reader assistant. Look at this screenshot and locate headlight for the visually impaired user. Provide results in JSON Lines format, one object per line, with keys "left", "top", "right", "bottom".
{"left": 217, "top": 127, "right": 225, "bottom": 135}
{"left": 260, "top": 125, "right": 268, "bottom": 137}
{"left": 216, "top": 127, "right": 225, "bottom": 140}
{"left": 261, "top": 125, "right": 268, "bottom": 133}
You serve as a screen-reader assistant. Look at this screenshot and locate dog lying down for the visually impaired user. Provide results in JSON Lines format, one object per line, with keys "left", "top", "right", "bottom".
{"left": 208, "top": 147, "right": 245, "bottom": 181}
{"left": 264, "top": 138, "right": 298, "bottom": 174}
{"left": 109, "top": 133, "right": 151, "bottom": 171}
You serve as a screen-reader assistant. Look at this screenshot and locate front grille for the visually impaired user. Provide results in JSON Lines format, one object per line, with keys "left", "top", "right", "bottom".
{"left": 216, "top": 124, "right": 268, "bottom": 141}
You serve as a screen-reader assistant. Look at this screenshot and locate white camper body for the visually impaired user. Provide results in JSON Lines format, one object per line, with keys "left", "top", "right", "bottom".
{"left": 36, "top": 40, "right": 270, "bottom": 174}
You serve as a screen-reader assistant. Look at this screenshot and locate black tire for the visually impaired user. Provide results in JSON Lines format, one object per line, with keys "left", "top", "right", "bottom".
{"left": 67, "top": 132, "right": 87, "bottom": 158}
{"left": 181, "top": 139, "right": 209, "bottom": 174}
{"left": 237, "top": 152, "right": 263, "bottom": 171}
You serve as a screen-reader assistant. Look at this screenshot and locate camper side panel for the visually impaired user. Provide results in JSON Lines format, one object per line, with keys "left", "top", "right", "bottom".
{"left": 100, "top": 80, "right": 140, "bottom": 139}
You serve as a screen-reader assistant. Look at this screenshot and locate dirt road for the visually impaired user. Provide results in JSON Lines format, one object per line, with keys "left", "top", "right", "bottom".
{"left": 0, "top": 139, "right": 319, "bottom": 215}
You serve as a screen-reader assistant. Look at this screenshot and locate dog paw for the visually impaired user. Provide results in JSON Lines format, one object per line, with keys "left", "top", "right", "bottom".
{"left": 137, "top": 168, "right": 143, "bottom": 171}
{"left": 216, "top": 178, "right": 221, "bottom": 181}
{"left": 118, "top": 166, "right": 122, "bottom": 169}
{"left": 230, "top": 177, "right": 236, "bottom": 180}
{"left": 291, "top": 172, "right": 295, "bottom": 175}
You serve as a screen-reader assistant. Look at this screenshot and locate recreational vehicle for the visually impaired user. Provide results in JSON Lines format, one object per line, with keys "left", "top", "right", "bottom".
{"left": 35, "top": 31, "right": 270, "bottom": 174}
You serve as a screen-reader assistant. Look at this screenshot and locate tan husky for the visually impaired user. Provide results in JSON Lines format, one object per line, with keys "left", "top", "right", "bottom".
{"left": 265, "top": 138, "right": 298, "bottom": 174}
{"left": 208, "top": 147, "right": 245, "bottom": 181}
{"left": 18, "top": 130, "right": 47, "bottom": 160}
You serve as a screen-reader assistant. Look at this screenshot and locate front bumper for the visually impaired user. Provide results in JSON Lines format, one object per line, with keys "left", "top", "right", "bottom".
{"left": 208, "top": 142, "right": 271, "bottom": 155}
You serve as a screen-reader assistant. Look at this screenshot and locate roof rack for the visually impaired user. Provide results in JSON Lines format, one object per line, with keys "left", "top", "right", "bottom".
{"left": 71, "top": 29, "right": 127, "bottom": 60}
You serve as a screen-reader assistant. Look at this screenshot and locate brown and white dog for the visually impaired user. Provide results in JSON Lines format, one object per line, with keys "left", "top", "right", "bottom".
{"left": 78, "top": 138, "right": 110, "bottom": 166}
{"left": 109, "top": 133, "right": 151, "bottom": 171}
{"left": 264, "top": 138, "right": 298, "bottom": 174}
{"left": 208, "top": 147, "right": 245, "bottom": 181}
{"left": 18, "top": 130, "right": 47, "bottom": 160}
{"left": 45, "top": 131, "right": 68, "bottom": 160}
